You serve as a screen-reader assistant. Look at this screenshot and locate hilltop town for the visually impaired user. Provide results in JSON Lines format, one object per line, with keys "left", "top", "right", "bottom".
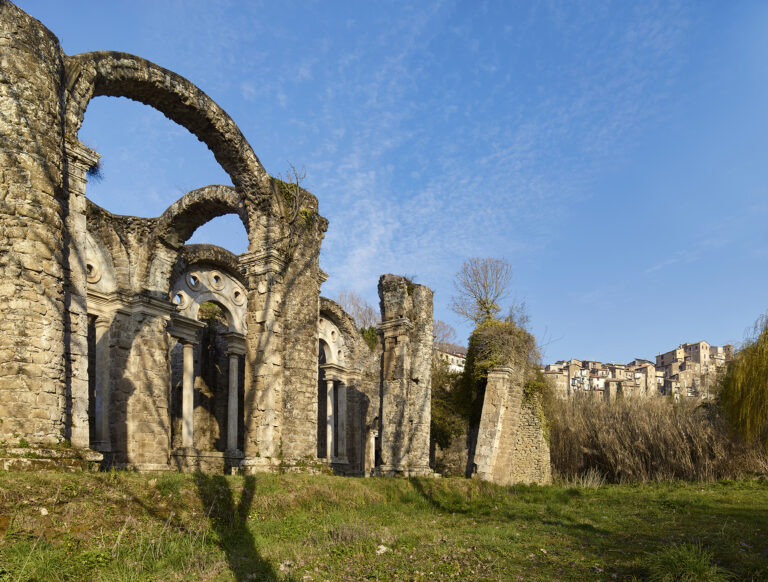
{"left": 542, "top": 340, "right": 734, "bottom": 400}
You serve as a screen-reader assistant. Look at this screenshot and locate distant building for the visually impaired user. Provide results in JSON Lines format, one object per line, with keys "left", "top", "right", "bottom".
{"left": 543, "top": 339, "right": 732, "bottom": 400}
{"left": 436, "top": 348, "right": 466, "bottom": 373}
{"left": 655, "top": 341, "right": 733, "bottom": 399}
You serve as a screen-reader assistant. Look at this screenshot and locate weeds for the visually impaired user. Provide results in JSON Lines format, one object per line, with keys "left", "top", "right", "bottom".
{"left": 645, "top": 543, "right": 731, "bottom": 581}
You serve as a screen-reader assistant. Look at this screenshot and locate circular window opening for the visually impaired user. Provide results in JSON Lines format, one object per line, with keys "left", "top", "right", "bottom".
{"left": 209, "top": 271, "right": 225, "bottom": 290}
{"left": 232, "top": 287, "right": 245, "bottom": 306}
{"left": 186, "top": 274, "right": 201, "bottom": 291}
{"left": 173, "top": 293, "right": 184, "bottom": 306}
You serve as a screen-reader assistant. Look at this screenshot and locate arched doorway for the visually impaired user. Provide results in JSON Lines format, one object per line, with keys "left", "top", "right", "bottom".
{"left": 169, "top": 265, "right": 247, "bottom": 472}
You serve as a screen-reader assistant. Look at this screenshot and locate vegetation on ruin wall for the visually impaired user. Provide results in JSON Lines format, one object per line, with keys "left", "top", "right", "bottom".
{"left": 0, "top": 471, "right": 766, "bottom": 581}
{"left": 431, "top": 316, "right": 552, "bottom": 452}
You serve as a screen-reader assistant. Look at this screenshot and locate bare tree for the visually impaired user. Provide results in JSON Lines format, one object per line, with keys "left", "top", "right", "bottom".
{"left": 450, "top": 257, "right": 513, "bottom": 324}
{"left": 336, "top": 290, "right": 379, "bottom": 329}
{"left": 433, "top": 319, "right": 457, "bottom": 352}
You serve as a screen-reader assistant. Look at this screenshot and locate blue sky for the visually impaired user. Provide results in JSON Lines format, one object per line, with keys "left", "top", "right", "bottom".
{"left": 19, "top": 1, "right": 768, "bottom": 363}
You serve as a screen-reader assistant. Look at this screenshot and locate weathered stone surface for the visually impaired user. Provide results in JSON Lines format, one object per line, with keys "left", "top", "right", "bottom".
{"left": 0, "top": 4, "right": 436, "bottom": 479}
{"left": 377, "top": 275, "right": 433, "bottom": 477}
{"left": 473, "top": 367, "right": 551, "bottom": 485}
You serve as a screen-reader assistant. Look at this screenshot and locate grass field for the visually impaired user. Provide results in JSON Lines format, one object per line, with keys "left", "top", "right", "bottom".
{"left": 0, "top": 471, "right": 766, "bottom": 581}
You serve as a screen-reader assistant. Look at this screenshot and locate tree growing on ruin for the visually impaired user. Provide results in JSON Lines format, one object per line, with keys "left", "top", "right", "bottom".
{"left": 336, "top": 290, "right": 379, "bottom": 329}
{"left": 450, "top": 257, "right": 513, "bottom": 324}
{"left": 719, "top": 313, "right": 768, "bottom": 453}
{"left": 336, "top": 290, "right": 380, "bottom": 350}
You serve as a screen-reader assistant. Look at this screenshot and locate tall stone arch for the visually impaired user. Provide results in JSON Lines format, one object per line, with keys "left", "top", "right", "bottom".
{"left": 63, "top": 51, "right": 270, "bottom": 197}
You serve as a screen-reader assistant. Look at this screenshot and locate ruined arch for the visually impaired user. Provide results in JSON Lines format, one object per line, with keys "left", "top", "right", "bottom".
{"left": 155, "top": 185, "right": 250, "bottom": 247}
{"left": 64, "top": 51, "right": 269, "bottom": 197}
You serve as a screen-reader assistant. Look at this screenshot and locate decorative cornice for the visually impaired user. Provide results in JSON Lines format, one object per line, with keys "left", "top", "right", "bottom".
{"left": 378, "top": 317, "right": 413, "bottom": 337}
{"left": 238, "top": 249, "right": 286, "bottom": 275}
{"left": 169, "top": 313, "right": 206, "bottom": 343}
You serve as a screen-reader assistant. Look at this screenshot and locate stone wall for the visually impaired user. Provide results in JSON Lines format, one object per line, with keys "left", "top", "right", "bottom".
{"left": 472, "top": 366, "right": 551, "bottom": 485}
{"left": 0, "top": 2, "right": 68, "bottom": 446}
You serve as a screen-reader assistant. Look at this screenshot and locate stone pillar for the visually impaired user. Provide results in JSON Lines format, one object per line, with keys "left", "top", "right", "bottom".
{"left": 337, "top": 381, "right": 347, "bottom": 462}
{"left": 227, "top": 353, "right": 239, "bottom": 451}
{"left": 473, "top": 367, "right": 518, "bottom": 482}
{"left": 367, "top": 429, "right": 378, "bottom": 477}
{"left": 223, "top": 331, "right": 246, "bottom": 453}
{"left": 376, "top": 274, "right": 434, "bottom": 477}
{"left": 182, "top": 341, "right": 195, "bottom": 448}
{"left": 326, "top": 378, "right": 335, "bottom": 460}
{"left": 378, "top": 317, "right": 412, "bottom": 474}
{"left": 64, "top": 140, "right": 101, "bottom": 450}
{"left": 93, "top": 317, "right": 112, "bottom": 452}
{"left": 240, "top": 250, "right": 285, "bottom": 469}
{"left": 0, "top": 3, "right": 68, "bottom": 445}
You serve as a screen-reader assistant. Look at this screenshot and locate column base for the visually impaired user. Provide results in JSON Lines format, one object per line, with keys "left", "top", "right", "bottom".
{"left": 92, "top": 440, "right": 112, "bottom": 453}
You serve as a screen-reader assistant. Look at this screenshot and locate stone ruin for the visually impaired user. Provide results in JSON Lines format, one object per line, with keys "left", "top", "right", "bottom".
{"left": 0, "top": 3, "right": 549, "bottom": 483}
{"left": 0, "top": 3, "right": 434, "bottom": 476}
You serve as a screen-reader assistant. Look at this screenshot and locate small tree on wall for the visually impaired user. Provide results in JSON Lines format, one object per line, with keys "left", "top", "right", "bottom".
{"left": 450, "top": 257, "right": 513, "bottom": 324}
{"left": 335, "top": 290, "right": 380, "bottom": 351}
{"left": 273, "top": 164, "right": 315, "bottom": 262}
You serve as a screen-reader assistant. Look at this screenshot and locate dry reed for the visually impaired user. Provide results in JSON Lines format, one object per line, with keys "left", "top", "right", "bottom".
{"left": 549, "top": 395, "right": 768, "bottom": 483}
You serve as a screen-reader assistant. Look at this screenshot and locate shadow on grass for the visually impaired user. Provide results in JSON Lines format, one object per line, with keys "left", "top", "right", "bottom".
{"left": 193, "top": 473, "right": 293, "bottom": 582}
{"left": 406, "top": 477, "right": 768, "bottom": 580}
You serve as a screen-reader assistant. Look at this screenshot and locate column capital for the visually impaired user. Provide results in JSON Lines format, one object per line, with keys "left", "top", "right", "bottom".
{"left": 170, "top": 314, "right": 206, "bottom": 344}
{"left": 222, "top": 331, "right": 247, "bottom": 356}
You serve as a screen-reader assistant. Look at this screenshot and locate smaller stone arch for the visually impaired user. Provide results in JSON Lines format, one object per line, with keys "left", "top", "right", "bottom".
{"left": 155, "top": 185, "right": 250, "bottom": 248}
{"left": 318, "top": 316, "right": 348, "bottom": 367}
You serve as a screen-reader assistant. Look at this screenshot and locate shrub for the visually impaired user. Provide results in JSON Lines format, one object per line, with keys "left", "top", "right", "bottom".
{"left": 719, "top": 314, "right": 768, "bottom": 453}
{"left": 549, "top": 396, "right": 768, "bottom": 483}
{"left": 645, "top": 543, "right": 731, "bottom": 582}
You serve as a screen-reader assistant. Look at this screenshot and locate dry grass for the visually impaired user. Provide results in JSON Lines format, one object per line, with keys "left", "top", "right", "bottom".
{"left": 550, "top": 396, "right": 768, "bottom": 483}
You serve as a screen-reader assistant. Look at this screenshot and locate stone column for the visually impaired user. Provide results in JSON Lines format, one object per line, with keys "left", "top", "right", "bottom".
{"left": 223, "top": 331, "right": 246, "bottom": 454}
{"left": 182, "top": 341, "right": 195, "bottom": 448}
{"left": 227, "top": 353, "right": 239, "bottom": 451}
{"left": 326, "top": 378, "right": 335, "bottom": 460}
{"left": 93, "top": 317, "right": 112, "bottom": 452}
{"left": 169, "top": 314, "right": 205, "bottom": 454}
{"left": 337, "top": 381, "right": 347, "bottom": 462}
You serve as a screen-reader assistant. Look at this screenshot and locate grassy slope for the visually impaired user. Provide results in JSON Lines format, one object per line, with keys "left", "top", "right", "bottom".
{"left": 0, "top": 472, "right": 766, "bottom": 581}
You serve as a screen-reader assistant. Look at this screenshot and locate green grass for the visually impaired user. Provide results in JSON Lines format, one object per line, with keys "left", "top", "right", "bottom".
{"left": 0, "top": 472, "right": 766, "bottom": 581}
